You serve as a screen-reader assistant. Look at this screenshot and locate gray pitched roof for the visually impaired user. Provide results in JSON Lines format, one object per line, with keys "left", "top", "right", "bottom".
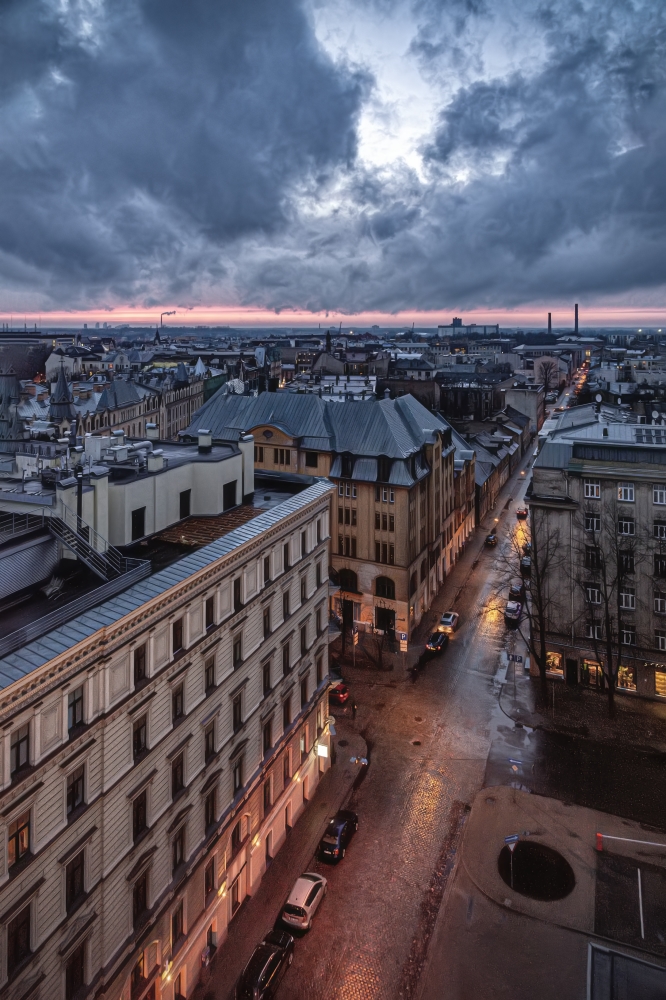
{"left": 184, "top": 391, "right": 449, "bottom": 459}
{"left": 95, "top": 380, "right": 142, "bottom": 412}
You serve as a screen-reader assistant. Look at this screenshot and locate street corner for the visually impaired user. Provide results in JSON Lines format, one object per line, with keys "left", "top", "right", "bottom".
{"left": 330, "top": 716, "right": 368, "bottom": 779}
{"left": 460, "top": 786, "right": 598, "bottom": 933}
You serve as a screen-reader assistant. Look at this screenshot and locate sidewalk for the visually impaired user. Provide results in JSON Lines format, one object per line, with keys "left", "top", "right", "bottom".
{"left": 198, "top": 718, "right": 367, "bottom": 1000}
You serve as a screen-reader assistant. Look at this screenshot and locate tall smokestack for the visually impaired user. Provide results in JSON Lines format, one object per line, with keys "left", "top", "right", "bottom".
{"left": 548, "top": 312, "right": 552, "bottom": 335}
{"left": 574, "top": 303, "right": 579, "bottom": 334}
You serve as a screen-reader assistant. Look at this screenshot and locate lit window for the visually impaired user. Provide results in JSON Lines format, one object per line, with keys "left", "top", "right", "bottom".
{"left": 617, "top": 482, "right": 634, "bottom": 502}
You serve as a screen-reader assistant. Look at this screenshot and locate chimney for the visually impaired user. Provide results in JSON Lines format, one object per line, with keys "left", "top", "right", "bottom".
{"left": 384, "top": 388, "right": 391, "bottom": 399}
{"left": 145, "top": 422, "right": 159, "bottom": 441}
{"left": 574, "top": 303, "right": 579, "bottom": 334}
{"left": 197, "top": 428, "right": 212, "bottom": 453}
{"left": 548, "top": 312, "right": 552, "bottom": 335}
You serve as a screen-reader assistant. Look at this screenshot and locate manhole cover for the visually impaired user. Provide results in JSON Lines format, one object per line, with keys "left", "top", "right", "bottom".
{"left": 415, "top": 716, "right": 423, "bottom": 722}
{"left": 411, "top": 739, "right": 421, "bottom": 746}
{"left": 338, "top": 739, "right": 348, "bottom": 747}
{"left": 498, "top": 842, "right": 575, "bottom": 900}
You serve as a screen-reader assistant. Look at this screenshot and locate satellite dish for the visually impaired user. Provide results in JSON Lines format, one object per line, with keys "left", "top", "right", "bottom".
{"left": 652, "top": 410, "right": 660, "bottom": 420}
{"left": 617, "top": 397, "right": 622, "bottom": 404}
{"left": 595, "top": 394, "right": 602, "bottom": 403}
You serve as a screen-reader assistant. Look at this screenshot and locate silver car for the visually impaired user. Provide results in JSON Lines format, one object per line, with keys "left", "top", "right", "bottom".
{"left": 281, "top": 873, "right": 327, "bottom": 931}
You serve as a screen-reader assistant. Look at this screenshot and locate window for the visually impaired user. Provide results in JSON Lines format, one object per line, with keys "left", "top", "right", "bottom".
{"left": 619, "top": 551, "right": 635, "bottom": 574}
{"left": 261, "top": 607, "right": 271, "bottom": 641}
{"left": 172, "top": 827, "right": 185, "bottom": 873}
{"left": 204, "top": 722, "right": 215, "bottom": 761}
{"left": 585, "top": 547, "right": 601, "bottom": 571}
{"left": 263, "top": 660, "right": 272, "bottom": 696}
{"left": 584, "top": 478, "right": 601, "bottom": 499}
{"left": 586, "top": 585, "right": 601, "bottom": 605}
{"left": 618, "top": 664, "right": 637, "bottom": 690}
{"left": 375, "top": 511, "right": 380, "bottom": 529}
{"left": 389, "top": 514, "right": 395, "bottom": 532}
{"left": 316, "top": 562, "right": 323, "bottom": 590}
{"left": 317, "top": 519, "right": 322, "bottom": 544}
{"left": 204, "top": 658, "right": 216, "bottom": 693}
{"left": 172, "top": 684, "right": 184, "bottom": 723}
{"left": 409, "top": 572, "right": 417, "bottom": 597}
{"left": 300, "top": 577, "right": 307, "bottom": 604}
{"left": 133, "top": 645, "right": 147, "bottom": 687}
{"left": 621, "top": 626, "right": 636, "bottom": 645}
{"left": 301, "top": 677, "right": 308, "bottom": 708}
{"left": 316, "top": 655, "right": 323, "bottom": 686}
{"left": 172, "top": 619, "right": 184, "bottom": 654}
{"left": 263, "top": 719, "right": 272, "bottom": 756}
{"left": 133, "top": 715, "right": 147, "bottom": 759}
{"left": 7, "top": 906, "right": 31, "bottom": 977}
{"left": 233, "top": 577, "right": 242, "bottom": 612}
{"left": 264, "top": 556, "right": 271, "bottom": 584}
{"left": 654, "top": 485, "right": 666, "bottom": 505}
{"left": 305, "top": 451, "right": 318, "bottom": 468}
{"left": 263, "top": 778, "right": 272, "bottom": 814}
{"left": 205, "top": 596, "right": 214, "bottom": 629}
{"left": 68, "top": 686, "right": 84, "bottom": 731}
{"left": 223, "top": 480, "right": 237, "bottom": 511}
{"left": 133, "top": 791, "right": 147, "bottom": 842}
{"left": 339, "top": 535, "right": 344, "bottom": 556}
{"left": 656, "top": 667, "right": 666, "bottom": 697}
{"left": 67, "top": 766, "right": 85, "bottom": 816}
{"left": 620, "top": 587, "right": 635, "bottom": 610}
{"left": 171, "top": 901, "right": 184, "bottom": 944}
{"left": 231, "top": 820, "right": 241, "bottom": 853}
{"left": 232, "top": 632, "right": 242, "bottom": 667}
{"left": 586, "top": 622, "right": 602, "bottom": 640}
{"left": 299, "top": 730, "right": 306, "bottom": 760}
{"left": 232, "top": 694, "right": 243, "bottom": 733}
{"left": 133, "top": 872, "right": 148, "bottom": 928}
{"left": 10, "top": 724, "right": 29, "bottom": 777}
{"left": 301, "top": 624, "right": 308, "bottom": 656}
{"left": 546, "top": 651, "right": 563, "bottom": 675}
{"left": 301, "top": 531, "right": 307, "bottom": 557}
{"left": 65, "top": 942, "right": 86, "bottom": 1000}
{"left": 179, "top": 489, "right": 191, "bottom": 519}
{"left": 254, "top": 445, "right": 264, "bottom": 462}
{"left": 172, "top": 754, "right": 184, "bottom": 797}
{"left": 131, "top": 506, "right": 146, "bottom": 541}
{"left": 376, "top": 576, "right": 395, "bottom": 599}
{"left": 282, "top": 643, "right": 291, "bottom": 676}
{"left": 315, "top": 607, "right": 322, "bottom": 635}
{"left": 283, "top": 542, "right": 290, "bottom": 570}
{"left": 8, "top": 811, "right": 30, "bottom": 868}
{"left": 66, "top": 851, "right": 85, "bottom": 912}
{"left": 283, "top": 696, "right": 291, "bottom": 730}
{"left": 351, "top": 537, "right": 357, "bottom": 558}
{"left": 656, "top": 630, "right": 666, "bottom": 652}
{"left": 655, "top": 592, "right": 666, "bottom": 614}
{"left": 618, "top": 517, "right": 635, "bottom": 535}
{"left": 205, "top": 788, "right": 216, "bottom": 830}
{"left": 617, "top": 482, "right": 634, "bottom": 502}
{"left": 656, "top": 555, "right": 666, "bottom": 578}
{"left": 654, "top": 521, "right": 666, "bottom": 539}
{"left": 232, "top": 756, "right": 243, "bottom": 795}
{"left": 584, "top": 513, "right": 601, "bottom": 532}
{"left": 205, "top": 858, "right": 215, "bottom": 899}
{"left": 283, "top": 590, "right": 290, "bottom": 620}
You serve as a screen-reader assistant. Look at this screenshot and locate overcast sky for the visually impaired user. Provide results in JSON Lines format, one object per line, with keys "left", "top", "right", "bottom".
{"left": 1, "top": 0, "right": 665, "bottom": 322}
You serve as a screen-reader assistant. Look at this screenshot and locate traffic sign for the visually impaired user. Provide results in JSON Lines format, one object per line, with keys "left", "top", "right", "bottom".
{"left": 397, "top": 631, "right": 408, "bottom": 642}
{"left": 399, "top": 640, "right": 407, "bottom": 652}
{"left": 504, "top": 834, "right": 520, "bottom": 844}
{"left": 508, "top": 654, "right": 523, "bottom": 663}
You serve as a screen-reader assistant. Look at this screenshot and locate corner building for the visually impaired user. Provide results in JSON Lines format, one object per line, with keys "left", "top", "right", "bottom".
{"left": 0, "top": 480, "right": 333, "bottom": 1000}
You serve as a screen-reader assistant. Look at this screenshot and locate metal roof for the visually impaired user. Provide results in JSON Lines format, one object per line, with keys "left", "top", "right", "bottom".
{"left": 0, "top": 479, "right": 333, "bottom": 690}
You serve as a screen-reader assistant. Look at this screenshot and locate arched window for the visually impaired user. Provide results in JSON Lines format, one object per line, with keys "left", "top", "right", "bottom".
{"left": 338, "top": 569, "right": 358, "bottom": 594}
{"left": 409, "top": 572, "right": 417, "bottom": 597}
{"left": 375, "top": 577, "right": 395, "bottom": 600}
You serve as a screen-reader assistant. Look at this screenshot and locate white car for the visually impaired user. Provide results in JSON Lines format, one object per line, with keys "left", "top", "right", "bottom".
{"left": 439, "top": 611, "right": 460, "bottom": 634}
{"left": 281, "top": 873, "right": 327, "bottom": 931}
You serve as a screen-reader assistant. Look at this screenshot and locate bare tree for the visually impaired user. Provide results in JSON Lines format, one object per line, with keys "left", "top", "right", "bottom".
{"left": 573, "top": 499, "right": 645, "bottom": 717}
{"left": 537, "top": 359, "right": 559, "bottom": 395}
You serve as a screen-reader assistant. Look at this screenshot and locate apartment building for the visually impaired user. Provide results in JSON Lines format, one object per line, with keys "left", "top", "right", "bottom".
{"left": 529, "top": 411, "right": 666, "bottom": 699}
{"left": 0, "top": 478, "right": 333, "bottom": 1000}
{"left": 182, "top": 392, "right": 458, "bottom": 637}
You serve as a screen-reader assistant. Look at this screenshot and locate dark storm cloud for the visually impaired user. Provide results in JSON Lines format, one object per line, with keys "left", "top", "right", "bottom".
{"left": 0, "top": 0, "right": 367, "bottom": 307}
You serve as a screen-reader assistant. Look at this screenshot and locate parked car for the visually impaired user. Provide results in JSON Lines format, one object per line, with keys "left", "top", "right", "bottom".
{"left": 235, "top": 930, "right": 295, "bottom": 999}
{"left": 281, "top": 873, "right": 327, "bottom": 931}
{"left": 319, "top": 810, "right": 358, "bottom": 862}
{"left": 328, "top": 682, "right": 349, "bottom": 706}
{"left": 520, "top": 556, "right": 532, "bottom": 576}
{"left": 509, "top": 582, "right": 524, "bottom": 601}
{"left": 439, "top": 611, "right": 460, "bottom": 633}
{"left": 425, "top": 631, "right": 449, "bottom": 654}
{"left": 522, "top": 541, "right": 532, "bottom": 555}
{"left": 485, "top": 533, "right": 498, "bottom": 546}
{"left": 504, "top": 601, "right": 522, "bottom": 626}
{"left": 554, "top": 406, "right": 566, "bottom": 412}
{"left": 516, "top": 507, "right": 528, "bottom": 519}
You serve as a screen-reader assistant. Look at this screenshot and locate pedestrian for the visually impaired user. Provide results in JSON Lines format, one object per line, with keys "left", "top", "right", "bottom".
{"left": 352, "top": 699, "right": 357, "bottom": 720}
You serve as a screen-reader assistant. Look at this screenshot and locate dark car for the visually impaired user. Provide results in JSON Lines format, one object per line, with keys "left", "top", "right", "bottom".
{"left": 328, "top": 682, "right": 349, "bottom": 706}
{"left": 425, "top": 631, "right": 449, "bottom": 654}
{"left": 319, "top": 809, "right": 358, "bottom": 863}
{"left": 485, "top": 533, "right": 498, "bottom": 546}
{"left": 504, "top": 601, "right": 522, "bottom": 627}
{"left": 522, "top": 541, "right": 532, "bottom": 555}
{"left": 520, "top": 556, "right": 532, "bottom": 576}
{"left": 235, "top": 930, "right": 294, "bottom": 999}
{"left": 516, "top": 507, "right": 529, "bottom": 519}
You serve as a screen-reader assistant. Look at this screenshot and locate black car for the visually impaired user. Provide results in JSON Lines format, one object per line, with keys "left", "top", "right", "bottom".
{"left": 319, "top": 809, "right": 358, "bottom": 863}
{"left": 236, "top": 931, "right": 295, "bottom": 999}
{"left": 485, "top": 533, "right": 498, "bottom": 546}
{"left": 425, "top": 631, "right": 449, "bottom": 654}
{"left": 509, "top": 582, "right": 525, "bottom": 601}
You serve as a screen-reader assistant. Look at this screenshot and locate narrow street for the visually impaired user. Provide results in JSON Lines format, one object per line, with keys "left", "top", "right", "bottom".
{"left": 211, "top": 448, "right": 536, "bottom": 1000}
